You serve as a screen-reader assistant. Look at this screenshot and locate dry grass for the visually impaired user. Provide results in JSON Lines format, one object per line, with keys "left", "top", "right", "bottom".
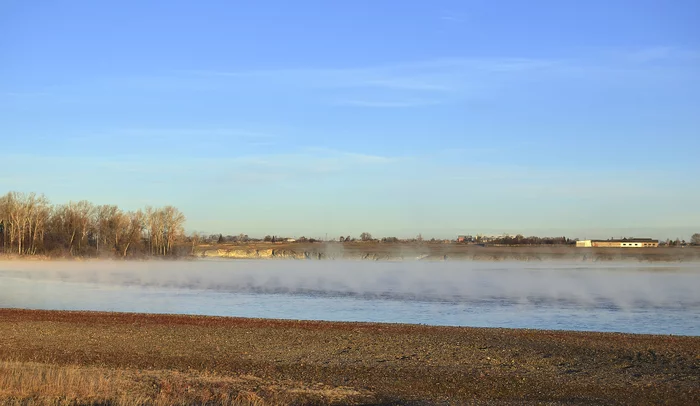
{"left": 0, "top": 360, "right": 358, "bottom": 406}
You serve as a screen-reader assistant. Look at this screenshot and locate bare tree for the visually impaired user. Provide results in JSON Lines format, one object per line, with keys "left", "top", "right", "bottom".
{"left": 122, "top": 210, "right": 144, "bottom": 257}
{"left": 144, "top": 206, "right": 157, "bottom": 255}
{"left": 691, "top": 233, "right": 700, "bottom": 246}
{"left": 47, "top": 200, "right": 94, "bottom": 255}
{"left": 73, "top": 201, "right": 94, "bottom": 254}
{"left": 360, "top": 232, "right": 372, "bottom": 241}
{"left": 144, "top": 206, "right": 185, "bottom": 256}
{"left": 51, "top": 203, "right": 78, "bottom": 255}
{"left": 163, "top": 206, "right": 185, "bottom": 255}
{"left": 4, "top": 192, "right": 25, "bottom": 254}
{"left": 94, "top": 205, "right": 125, "bottom": 256}
{"left": 0, "top": 193, "right": 50, "bottom": 255}
{"left": 0, "top": 191, "right": 190, "bottom": 258}
{"left": 190, "top": 231, "right": 202, "bottom": 255}
{"left": 26, "top": 194, "right": 50, "bottom": 255}
{"left": 0, "top": 194, "right": 11, "bottom": 253}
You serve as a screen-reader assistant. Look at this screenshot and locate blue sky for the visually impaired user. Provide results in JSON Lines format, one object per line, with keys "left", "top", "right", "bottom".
{"left": 1, "top": 0, "right": 699, "bottom": 240}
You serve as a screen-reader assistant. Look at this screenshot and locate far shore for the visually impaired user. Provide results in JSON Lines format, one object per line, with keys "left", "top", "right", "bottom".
{"left": 2, "top": 243, "right": 699, "bottom": 262}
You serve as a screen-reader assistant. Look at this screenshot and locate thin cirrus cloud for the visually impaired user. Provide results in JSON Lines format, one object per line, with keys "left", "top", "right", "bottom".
{"left": 174, "top": 49, "right": 698, "bottom": 109}
{"left": 8, "top": 49, "right": 692, "bottom": 110}
{"left": 359, "top": 78, "right": 452, "bottom": 91}
{"left": 619, "top": 46, "right": 700, "bottom": 64}
{"left": 180, "top": 56, "right": 557, "bottom": 90}
{"left": 1, "top": 47, "right": 695, "bottom": 114}
{"left": 334, "top": 98, "right": 443, "bottom": 108}
{"left": 63, "top": 128, "right": 276, "bottom": 150}
{"left": 177, "top": 56, "right": 559, "bottom": 106}
{"left": 0, "top": 148, "right": 403, "bottom": 198}
{"left": 93, "top": 147, "right": 402, "bottom": 177}
{"left": 183, "top": 51, "right": 690, "bottom": 88}
{"left": 440, "top": 14, "right": 466, "bottom": 23}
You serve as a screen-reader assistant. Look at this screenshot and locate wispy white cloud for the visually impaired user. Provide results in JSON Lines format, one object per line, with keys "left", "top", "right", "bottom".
{"left": 247, "top": 141, "right": 276, "bottom": 148}
{"left": 620, "top": 47, "right": 700, "bottom": 64}
{"left": 342, "top": 152, "right": 399, "bottom": 164}
{"left": 120, "top": 127, "right": 271, "bottom": 139}
{"left": 360, "top": 78, "right": 451, "bottom": 91}
{"left": 187, "top": 148, "right": 402, "bottom": 175}
{"left": 0, "top": 91, "right": 66, "bottom": 106}
{"left": 335, "top": 98, "right": 442, "bottom": 108}
{"left": 8, "top": 47, "right": 697, "bottom": 110}
{"left": 2, "top": 91, "right": 52, "bottom": 98}
{"left": 175, "top": 57, "right": 559, "bottom": 110}
{"left": 3, "top": 146, "right": 404, "bottom": 184}
{"left": 175, "top": 51, "right": 696, "bottom": 108}
{"left": 440, "top": 15, "right": 465, "bottom": 23}
{"left": 67, "top": 127, "right": 274, "bottom": 143}
{"left": 181, "top": 56, "right": 558, "bottom": 84}
{"left": 291, "top": 148, "right": 404, "bottom": 166}
{"left": 439, "top": 9, "right": 468, "bottom": 23}
{"left": 181, "top": 48, "right": 697, "bottom": 91}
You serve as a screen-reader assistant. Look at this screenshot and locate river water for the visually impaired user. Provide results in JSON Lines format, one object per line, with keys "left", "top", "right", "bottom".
{"left": 0, "top": 260, "right": 698, "bottom": 336}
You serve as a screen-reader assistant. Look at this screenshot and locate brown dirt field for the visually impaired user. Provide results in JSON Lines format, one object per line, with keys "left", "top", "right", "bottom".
{"left": 0, "top": 309, "right": 698, "bottom": 405}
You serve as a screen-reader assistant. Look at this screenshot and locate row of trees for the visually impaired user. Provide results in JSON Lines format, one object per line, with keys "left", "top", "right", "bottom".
{"left": 662, "top": 238, "right": 692, "bottom": 247}
{"left": 0, "top": 192, "right": 186, "bottom": 257}
{"left": 487, "top": 235, "right": 571, "bottom": 245}
{"left": 185, "top": 230, "right": 700, "bottom": 248}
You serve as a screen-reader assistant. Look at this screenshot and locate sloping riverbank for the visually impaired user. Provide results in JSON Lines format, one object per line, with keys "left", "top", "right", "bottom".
{"left": 196, "top": 243, "right": 700, "bottom": 262}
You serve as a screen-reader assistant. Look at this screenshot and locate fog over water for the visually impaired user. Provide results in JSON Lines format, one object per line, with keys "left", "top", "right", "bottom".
{"left": 1, "top": 260, "right": 698, "bottom": 335}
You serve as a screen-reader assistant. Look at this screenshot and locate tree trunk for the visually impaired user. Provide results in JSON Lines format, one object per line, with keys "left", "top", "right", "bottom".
{"left": 69, "top": 230, "right": 76, "bottom": 256}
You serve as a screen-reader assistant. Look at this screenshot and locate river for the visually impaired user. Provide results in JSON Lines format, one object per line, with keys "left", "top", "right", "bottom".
{"left": 0, "top": 259, "right": 698, "bottom": 335}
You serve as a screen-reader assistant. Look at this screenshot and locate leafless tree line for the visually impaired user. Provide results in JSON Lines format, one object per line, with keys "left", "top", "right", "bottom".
{"left": 0, "top": 192, "right": 186, "bottom": 257}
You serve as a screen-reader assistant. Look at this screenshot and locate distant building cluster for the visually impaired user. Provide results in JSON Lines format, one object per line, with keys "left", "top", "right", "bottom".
{"left": 457, "top": 234, "right": 516, "bottom": 243}
{"left": 575, "top": 238, "right": 659, "bottom": 248}
{"left": 456, "top": 234, "right": 570, "bottom": 245}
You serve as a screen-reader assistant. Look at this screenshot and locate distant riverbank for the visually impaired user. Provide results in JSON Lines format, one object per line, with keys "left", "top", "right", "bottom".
{"left": 2, "top": 244, "right": 699, "bottom": 262}
{"left": 195, "top": 242, "right": 700, "bottom": 262}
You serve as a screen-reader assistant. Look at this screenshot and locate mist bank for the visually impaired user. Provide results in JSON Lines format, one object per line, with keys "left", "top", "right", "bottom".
{"left": 195, "top": 243, "right": 700, "bottom": 262}
{"left": 2, "top": 260, "right": 699, "bottom": 309}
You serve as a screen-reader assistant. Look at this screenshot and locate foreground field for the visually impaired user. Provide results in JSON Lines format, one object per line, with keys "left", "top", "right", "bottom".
{"left": 0, "top": 310, "right": 698, "bottom": 405}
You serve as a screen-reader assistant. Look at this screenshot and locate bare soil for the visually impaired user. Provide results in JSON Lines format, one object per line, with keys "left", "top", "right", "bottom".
{"left": 0, "top": 309, "right": 698, "bottom": 405}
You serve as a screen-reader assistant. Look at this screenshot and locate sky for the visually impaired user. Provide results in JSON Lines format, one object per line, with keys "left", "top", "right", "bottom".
{"left": 1, "top": 0, "right": 699, "bottom": 240}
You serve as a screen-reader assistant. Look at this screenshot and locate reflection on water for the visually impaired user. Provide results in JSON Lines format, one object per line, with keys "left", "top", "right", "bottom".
{"left": 0, "top": 260, "right": 698, "bottom": 336}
